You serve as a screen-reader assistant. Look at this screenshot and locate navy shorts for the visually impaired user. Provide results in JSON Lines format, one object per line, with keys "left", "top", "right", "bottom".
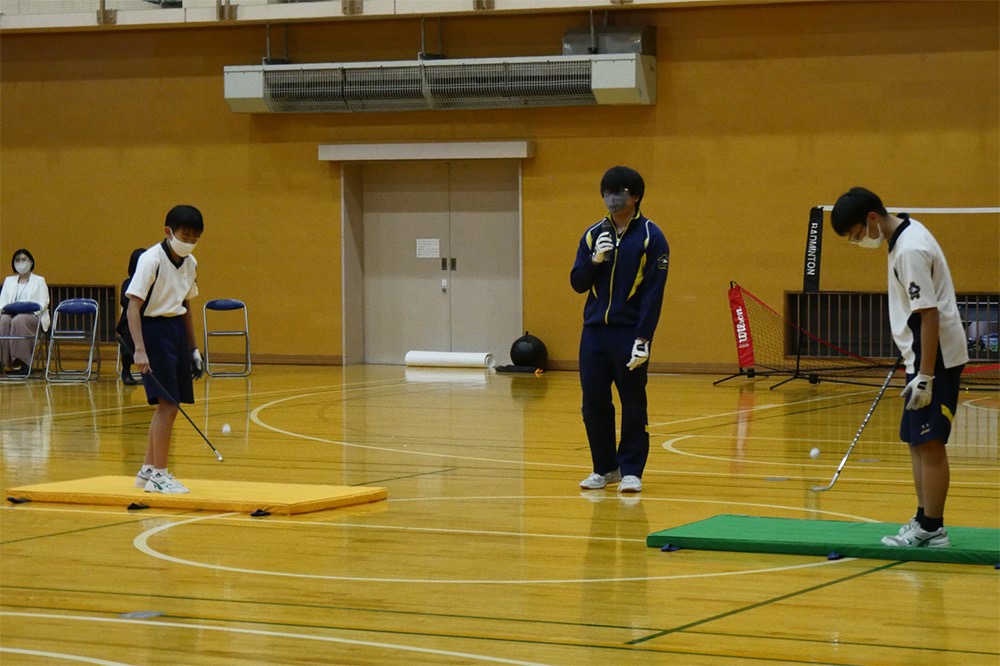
{"left": 140, "top": 316, "right": 194, "bottom": 406}
{"left": 900, "top": 364, "right": 963, "bottom": 446}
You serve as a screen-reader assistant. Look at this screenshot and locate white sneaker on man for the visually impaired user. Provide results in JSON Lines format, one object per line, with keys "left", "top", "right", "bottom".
{"left": 881, "top": 523, "right": 950, "bottom": 548}
{"left": 144, "top": 472, "right": 190, "bottom": 494}
{"left": 618, "top": 475, "right": 642, "bottom": 493}
{"left": 579, "top": 469, "right": 622, "bottom": 490}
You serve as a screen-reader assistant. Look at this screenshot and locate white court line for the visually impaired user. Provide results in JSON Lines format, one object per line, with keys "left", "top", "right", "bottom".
{"left": 0, "top": 377, "right": 411, "bottom": 426}
{"left": 131, "top": 500, "right": 866, "bottom": 585}
{"left": 0, "top": 647, "right": 132, "bottom": 666}
{"left": 0, "top": 612, "right": 549, "bottom": 666}
{"left": 249, "top": 392, "right": 586, "bottom": 471}
{"left": 249, "top": 385, "right": 873, "bottom": 473}
{"left": 648, "top": 388, "right": 873, "bottom": 429}
{"left": 662, "top": 434, "right": 880, "bottom": 469}
{"left": 962, "top": 396, "right": 1000, "bottom": 412}
{"left": 2, "top": 495, "right": 876, "bottom": 528}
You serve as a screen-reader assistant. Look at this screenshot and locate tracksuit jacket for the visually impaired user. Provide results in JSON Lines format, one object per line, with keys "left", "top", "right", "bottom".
{"left": 570, "top": 210, "right": 670, "bottom": 340}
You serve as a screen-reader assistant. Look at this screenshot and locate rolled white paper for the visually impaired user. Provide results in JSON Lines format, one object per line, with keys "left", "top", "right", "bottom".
{"left": 404, "top": 350, "right": 495, "bottom": 368}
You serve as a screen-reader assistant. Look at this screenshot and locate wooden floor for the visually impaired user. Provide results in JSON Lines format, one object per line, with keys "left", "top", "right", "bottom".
{"left": 1, "top": 365, "right": 998, "bottom": 665}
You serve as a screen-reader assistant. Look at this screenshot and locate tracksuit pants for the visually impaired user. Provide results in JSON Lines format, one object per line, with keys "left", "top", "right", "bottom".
{"left": 579, "top": 325, "right": 650, "bottom": 478}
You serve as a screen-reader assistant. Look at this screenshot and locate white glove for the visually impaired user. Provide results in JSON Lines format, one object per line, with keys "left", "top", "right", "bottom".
{"left": 626, "top": 339, "right": 649, "bottom": 371}
{"left": 901, "top": 373, "right": 933, "bottom": 410}
{"left": 591, "top": 232, "right": 615, "bottom": 264}
{"left": 191, "top": 348, "right": 205, "bottom": 380}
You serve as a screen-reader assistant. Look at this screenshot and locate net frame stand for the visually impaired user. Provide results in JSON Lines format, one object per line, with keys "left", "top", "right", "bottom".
{"left": 712, "top": 366, "right": 762, "bottom": 386}
{"left": 767, "top": 306, "right": 810, "bottom": 390}
{"left": 718, "top": 281, "right": 905, "bottom": 390}
{"left": 714, "top": 281, "right": 781, "bottom": 386}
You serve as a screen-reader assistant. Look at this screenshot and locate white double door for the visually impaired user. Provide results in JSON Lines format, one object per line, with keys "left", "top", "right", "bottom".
{"left": 361, "top": 159, "right": 522, "bottom": 365}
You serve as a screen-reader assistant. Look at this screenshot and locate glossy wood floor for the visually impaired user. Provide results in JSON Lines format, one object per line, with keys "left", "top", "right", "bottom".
{"left": 1, "top": 365, "right": 998, "bottom": 665}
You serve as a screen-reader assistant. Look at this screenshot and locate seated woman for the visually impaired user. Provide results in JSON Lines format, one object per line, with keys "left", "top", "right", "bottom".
{"left": 0, "top": 249, "right": 50, "bottom": 375}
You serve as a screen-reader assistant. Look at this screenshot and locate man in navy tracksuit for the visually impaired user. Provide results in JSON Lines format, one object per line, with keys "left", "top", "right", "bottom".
{"left": 571, "top": 166, "right": 670, "bottom": 493}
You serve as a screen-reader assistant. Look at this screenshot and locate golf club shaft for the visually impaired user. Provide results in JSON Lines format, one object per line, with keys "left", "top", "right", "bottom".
{"left": 811, "top": 356, "right": 902, "bottom": 492}
{"left": 117, "top": 334, "right": 223, "bottom": 462}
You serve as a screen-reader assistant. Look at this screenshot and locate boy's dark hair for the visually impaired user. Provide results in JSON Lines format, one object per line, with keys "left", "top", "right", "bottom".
{"left": 830, "top": 187, "right": 888, "bottom": 236}
{"left": 11, "top": 248, "right": 34, "bottom": 273}
{"left": 127, "top": 248, "right": 145, "bottom": 277}
{"left": 165, "top": 205, "right": 204, "bottom": 233}
{"left": 600, "top": 166, "right": 645, "bottom": 205}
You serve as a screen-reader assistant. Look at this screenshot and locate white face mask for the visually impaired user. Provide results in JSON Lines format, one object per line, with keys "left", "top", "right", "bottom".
{"left": 13, "top": 260, "right": 31, "bottom": 275}
{"left": 169, "top": 233, "right": 197, "bottom": 258}
{"left": 851, "top": 221, "right": 883, "bottom": 250}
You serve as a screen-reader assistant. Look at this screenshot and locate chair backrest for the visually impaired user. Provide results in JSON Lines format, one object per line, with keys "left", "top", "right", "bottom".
{"left": 55, "top": 298, "right": 99, "bottom": 315}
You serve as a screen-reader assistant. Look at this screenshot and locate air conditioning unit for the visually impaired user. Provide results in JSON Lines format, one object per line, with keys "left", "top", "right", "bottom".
{"left": 223, "top": 53, "right": 655, "bottom": 113}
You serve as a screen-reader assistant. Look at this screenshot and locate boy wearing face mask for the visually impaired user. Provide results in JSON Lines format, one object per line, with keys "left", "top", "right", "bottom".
{"left": 0, "top": 248, "right": 50, "bottom": 375}
{"left": 831, "top": 187, "right": 968, "bottom": 548}
{"left": 570, "top": 166, "right": 670, "bottom": 494}
{"left": 125, "top": 205, "right": 206, "bottom": 494}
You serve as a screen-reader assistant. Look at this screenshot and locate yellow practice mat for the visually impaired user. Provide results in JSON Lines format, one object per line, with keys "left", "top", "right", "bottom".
{"left": 6, "top": 476, "right": 387, "bottom": 515}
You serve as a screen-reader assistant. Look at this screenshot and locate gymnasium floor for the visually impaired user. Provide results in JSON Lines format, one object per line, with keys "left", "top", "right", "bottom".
{"left": 1, "top": 365, "right": 998, "bottom": 664}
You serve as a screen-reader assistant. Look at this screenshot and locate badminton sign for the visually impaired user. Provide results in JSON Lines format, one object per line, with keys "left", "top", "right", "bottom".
{"left": 802, "top": 206, "right": 824, "bottom": 293}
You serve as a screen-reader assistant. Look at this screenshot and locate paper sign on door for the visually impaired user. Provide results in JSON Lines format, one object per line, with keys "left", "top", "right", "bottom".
{"left": 416, "top": 238, "right": 440, "bottom": 259}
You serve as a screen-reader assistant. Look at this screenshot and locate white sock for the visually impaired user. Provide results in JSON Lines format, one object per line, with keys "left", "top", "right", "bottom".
{"left": 153, "top": 467, "right": 168, "bottom": 478}
{"left": 140, "top": 464, "right": 154, "bottom": 475}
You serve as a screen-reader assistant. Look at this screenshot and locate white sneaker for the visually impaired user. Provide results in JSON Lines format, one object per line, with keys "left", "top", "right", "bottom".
{"left": 134, "top": 469, "right": 152, "bottom": 488}
{"left": 144, "top": 472, "right": 190, "bottom": 495}
{"left": 618, "top": 475, "right": 642, "bottom": 493}
{"left": 579, "top": 469, "right": 622, "bottom": 490}
{"left": 881, "top": 523, "right": 950, "bottom": 548}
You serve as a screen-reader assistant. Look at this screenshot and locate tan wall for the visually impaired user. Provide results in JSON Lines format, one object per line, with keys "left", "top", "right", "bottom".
{"left": 1, "top": 1, "right": 997, "bottom": 370}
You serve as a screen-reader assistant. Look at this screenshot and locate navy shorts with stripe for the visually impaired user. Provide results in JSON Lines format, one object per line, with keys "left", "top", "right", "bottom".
{"left": 140, "top": 316, "right": 194, "bottom": 406}
{"left": 900, "top": 363, "right": 963, "bottom": 446}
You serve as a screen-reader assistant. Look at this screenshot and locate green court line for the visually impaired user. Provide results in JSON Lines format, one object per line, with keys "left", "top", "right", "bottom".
{"left": 0, "top": 584, "right": 660, "bottom": 634}
{"left": 6, "top": 583, "right": 995, "bottom": 662}
{"left": 9, "top": 600, "right": 993, "bottom": 663}
{"left": 0, "top": 514, "right": 195, "bottom": 546}
{"left": 0, "top": 603, "right": 837, "bottom": 663}
{"left": 628, "top": 560, "right": 902, "bottom": 644}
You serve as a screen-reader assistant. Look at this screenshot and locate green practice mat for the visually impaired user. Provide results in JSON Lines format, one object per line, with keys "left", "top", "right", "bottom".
{"left": 647, "top": 515, "right": 1000, "bottom": 565}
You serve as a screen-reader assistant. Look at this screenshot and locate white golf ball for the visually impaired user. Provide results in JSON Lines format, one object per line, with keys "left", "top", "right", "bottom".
{"left": 222, "top": 423, "right": 231, "bottom": 434}
{"left": 810, "top": 447, "right": 821, "bottom": 459}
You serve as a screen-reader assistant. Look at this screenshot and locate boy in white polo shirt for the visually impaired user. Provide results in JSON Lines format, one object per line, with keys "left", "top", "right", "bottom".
{"left": 831, "top": 187, "right": 968, "bottom": 548}
{"left": 126, "top": 205, "right": 206, "bottom": 494}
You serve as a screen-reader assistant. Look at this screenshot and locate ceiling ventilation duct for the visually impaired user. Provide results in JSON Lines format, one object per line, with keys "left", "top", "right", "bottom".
{"left": 224, "top": 26, "right": 656, "bottom": 113}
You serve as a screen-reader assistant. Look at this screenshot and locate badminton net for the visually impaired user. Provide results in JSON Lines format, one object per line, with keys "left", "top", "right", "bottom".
{"left": 724, "top": 281, "right": 999, "bottom": 390}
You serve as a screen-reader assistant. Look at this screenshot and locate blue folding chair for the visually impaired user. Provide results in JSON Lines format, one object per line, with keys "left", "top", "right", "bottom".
{"left": 203, "top": 298, "right": 251, "bottom": 377}
{"left": 46, "top": 297, "right": 101, "bottom": 382}
{"left": 0, "top": 301, "right": 46, "bottom": 381}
